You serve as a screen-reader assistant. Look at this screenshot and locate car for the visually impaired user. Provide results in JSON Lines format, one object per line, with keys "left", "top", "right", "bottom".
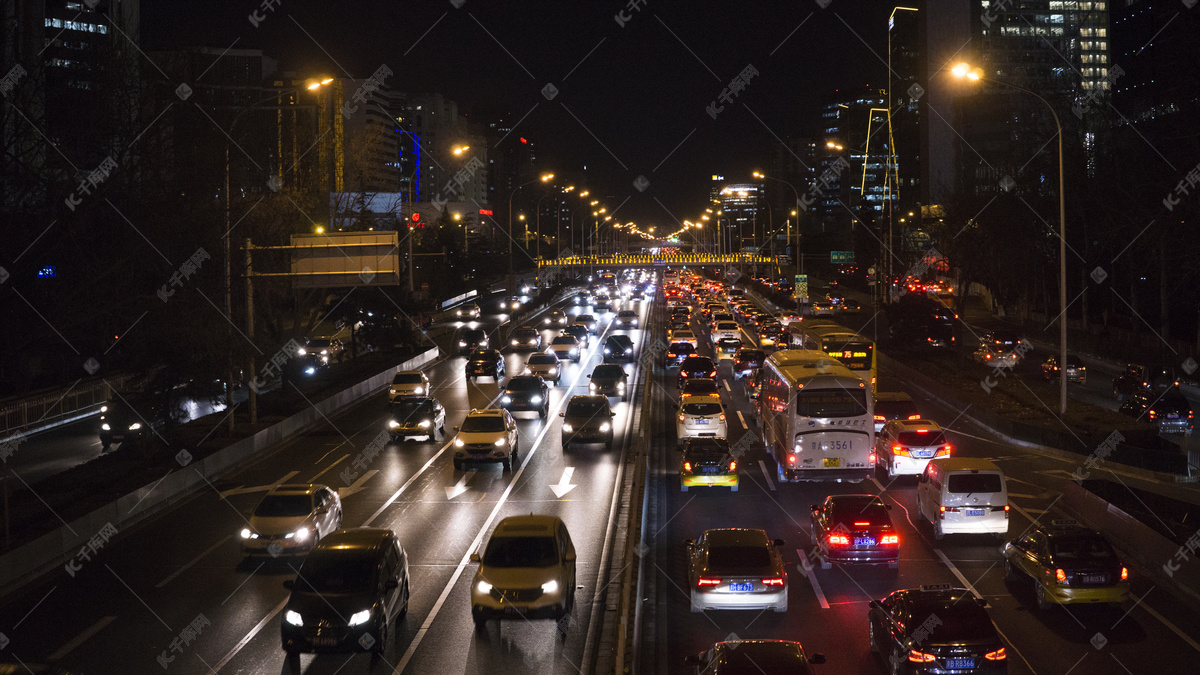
{"left": 594, "top": 296, "right": 613, "bottom": 313}
{"left": 868, "top": 585, "right": 1007, "bottom": 673}
{"left": 1003, "top": 520, "right": 1130, "bottom": 610}
{"left": 685, "top": 528, "right": 787, "bottom": 613}
{"left": 981, "top": 328, "right": 1023, "bottom": 352}
{"left": 549, "top": 335, "right": 582, "bottom": 362}
{"left": 524, "top": 352, "right": 562, "bottom": 384}
{"left": 668, "top": 328, "right": 698, "bottom": 348}
{"left": 615, "top": 309, "right": 639, "bottom": 328}
{"left": 560, "top": 395, "right": 615, "bottom": 450}
{"left": 678, "top": 355, "right": 717, "bottom": 388}
{"left": 386, "top": 397, "right": 446, "bottom": 442}
{"left": 1112, "top": 363, "right": 1179, "bottom": 400}
{"left": 666, "top": 342, "right": 697, "bottom": 367}
{"left": 496, "top": 296, "right": 523, "bottom": 312}
{"left": 1041, "top": 354, "right": 1086, "bottom": 383}
{"left": 876, "top": 419, "right": 952, "bottom": 479}
{"left": 602, "top": 334, "right": 635, "bottom": 362}
{"left": 242, "top": 484, "right": 343, "bottom": 555}
{"left": 809, "top": 494, "right": 899, "bottom": 569}
{"left": 676, "top": 395, "right": 727, "bottom": 443}
{"left": 715, "top": 337, "right": 742, "bottom": 360}
{"left": 838, "top": 298, "right": 862, "bottom": 314}
{"left": 453, "top": 409, "right": 520, "bottom": 471}
{"left": 509, "top": 326, "right": 542, "bottom": 351}
{"left": 299, "top": 337, "right": 344, "bottom": 364}
{"left": 543, "top": 310, "right": 569, "bottom": 327}
{"left": 281, "top": 528, "right": 408, "bottom": 657}
{"left": 711, "top": 321, "right": 740, "bottom": 343}
{"left": 97, "top": 394, "right": 167, "bottom": 451}
{"left": 680, "top": 377, "right": 720, "bottom": 400}
{"left": 684, "top": 639, "right": 825, "bottom": 674}
{"left": 917, "top": 458, "right": 1009, "bottom": 540}
{"left": 387, "top": 370, "right": 430, "bottom": 403}
{"left": 574, "top": 314, "right": 599, "bottom": 334}
{"left": 775, "top": 311, "right": 800, "bottom": 325}
{"left": 465, "top": 349, "right": 505, "bottom": 381}
{"left": 572, "top": 291, "right": 592, "bottom": 306}
{"left": 972, "top": 344, "right": 1018, "bottom": 368}
{"left": 711, "top": 312, "right": 736, "bottom": 328}
{"left": 745, "top": 368, "right": 763, "bottom": 402}
{"left": 1119, "top": 387, "right": 1194, "bottom": 434}
{"left": 589, "top": 364, "right": 629, "bottom": 400}
{"left": 562, "top": 324, "right": 591, "bottom": 349}
{"left": 457, "top": 328, "right": 489, "bottom": 354}
{"left": 811, "top": 301, "right": 836, "bottom": 317}
{"left": 732, "top": 348, "right": 766, "bottom": 378}
{"left": 678, "top": 438, "right": 738, "bottom": 492}
{"left": 873, "top": 391, "right": 921, "bottom": 433}
{"left": 470, "top": 515, "right": 577, "bottom": 624}
{"left": 501, "top": 375, "right": 550, "bottom": 418}
{"left": 454, "top": 302, "right": 481, "bottom": 319}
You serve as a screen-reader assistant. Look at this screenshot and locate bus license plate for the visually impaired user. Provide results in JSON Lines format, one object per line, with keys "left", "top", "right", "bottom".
{"left": 729, "top": 582, "right": 753, "bottom": 592}
{"left": 966, "top": 509, "right": 985, "bottom": 517}
{"left": 812, "top": 441, "right": 853, "bottom": 452}
{"left": 946, "top": 657, "right": 974, "bottom": 669}
{"left": 823, "top": 458, "right": 841, "bottom": 468}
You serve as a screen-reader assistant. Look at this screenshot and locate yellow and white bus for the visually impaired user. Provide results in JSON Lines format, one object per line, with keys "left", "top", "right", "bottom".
{"left": 786, "top": 320, "right": 877, "bottom": 391}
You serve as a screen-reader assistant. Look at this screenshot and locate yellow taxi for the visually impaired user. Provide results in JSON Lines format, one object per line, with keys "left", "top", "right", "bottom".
{"left": 679, "top": 438, "right": 738, "bottom": 492}
{"left": 1002, "top": 520, "right": 1129, "bottom": 609}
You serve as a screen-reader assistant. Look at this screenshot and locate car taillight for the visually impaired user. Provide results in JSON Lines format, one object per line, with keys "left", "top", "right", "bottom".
{"left": 880, "top": 534, "right": 899, "bottom": 545}
{"left": 678, "top": 414, "right": 686, "bottom": 422}
{"left": 937, "top": 444, "right": 952, "bottom": 457}
{"left": 762, "top": 577, "right": 784, "bottom": 586}
{"left": 908, "top": 650, "right": 936, "bottom": 663}
{"left": 709, "top": 370, "right": 716, "bottom": 377}
{"left": 1121, "top": 566, "right": 1129, "bottom": 581}
{"left": 1148, "top": 410, "right": 1158, "bottom": 419}
{"left": 719, "top": 413, "right": 726, "bottom": 422}
{"left": 683, "top": 462, "right": 692, "bottom": 472}
{"left": 728, "top": 460, "right": 737, "bottom": 471}
{"left": 873, "top": 414, "right": 885, "bottom": 421}
{"left": 939, "top": 506, "right": 957, "bottom": 519}
{"left": 787, "top": 454, "right": 797, "bottom": 464}
{"left": 1055, "top": 568, "right": 1067, "bottom": 583}
{"left": 697, "top": 578, "right": 721, "bottom": 587}
{"left": 892, "top": 444, "right": 910, "bottom": 457}
{"left": 868, "top": 452, "right": 876, "bottom": 465}
{"left": 1004, "top": 504, "right": 1010, "bottom": 518}
{"left": 828, "top": 534, "right": 850, "bottom": 546}
{"left": 985, "top": 647, "right": 1007, "bottom": 661}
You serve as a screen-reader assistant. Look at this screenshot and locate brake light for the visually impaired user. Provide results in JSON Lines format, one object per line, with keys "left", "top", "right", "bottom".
{"left": 1148, "top": 409, "right": 1157, "bottom": 419}
{"left": 907, "top": 414, "right": 921, "bottom": 420}
{"left": 854, "top": 521, "right": 870, "bottom": 526}
{"left": 916, "top": 428, "right": 928, "bottom": 433}
{"left": 762, "top": 577, "right": 785, "bottom": 586}
{"left": 892, "top": 444, "right": 910, "bottom": 457}
{"left": 1055, "top": 568, "right": 1067, "bottom": 583}
{"left": 985, "top": 647, "right": 1007, "bottom": 661}
{"left": 880, "top": 534, "right": 899, "bottom": 545}
{"left": 678, "top": 413, "right": 686, "bottom": 422}
{"left": 937, "top": 444, "right": 952, "bottom": 457}
{"left": 1004, "top": 504, "right": 1010, "bottom": 518}
{"left": 828, "top": 534, "right": 850, "bottom": 546}
{"left": 709, "top": 370, "right": 716, "bottom": 377}
{"left": 1121, "top": 566, "right": 1129, "bottom": 581}
{"left": 908, "top": 650, "right": 936, "bottom": 663}
{"left": 729, "top": 460, "right": 737, "bottom": 471}
{"left": 697, "top": 578, "right": 721, "bottom": 587}
{"left": 683, "top": 462, "right": 692, "bottom": 472}
{"left": 869, "top": 452, "right": 876, "bottom": 465}
{"left": 788, "top": 454, "right": 797, "bottom": 464}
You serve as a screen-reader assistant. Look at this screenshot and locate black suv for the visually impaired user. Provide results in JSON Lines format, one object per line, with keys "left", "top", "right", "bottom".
{"left": 733, "top": 348, "right": 765, "bottom": 378}
{"left": 457, "top": 328, "right": 489, "bottom": 355}
{"left": 465, "top": 349, "right": 505, "bottom": 382}
{"left": 603, "top": 335, "right": 635, "bottom": 362}
{"left": 501, "top": 375, "right": 551, "bottom": 418}
{"left": 588, "top": 364, "right": 629, "bottom": 400}
{"left": 561, "top": 395, "right": 616, "bottom": 450}
{"left": 868, "top": 585, "right": 1007, "bottom": 673}
{"left": 678, "top": 356, "right": 717, "bottom": 388}
{"left": 666, "top": 342, "right": 697, "bottom": 368}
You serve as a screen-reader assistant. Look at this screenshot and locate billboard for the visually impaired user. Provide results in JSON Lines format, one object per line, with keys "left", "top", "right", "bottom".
{"left": 289, "top": 231, "right": 400, "bottom": 288}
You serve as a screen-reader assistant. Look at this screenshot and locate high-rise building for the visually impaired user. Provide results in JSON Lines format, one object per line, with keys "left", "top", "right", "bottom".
{"left": 715, "top": 182, "right": 764, "bottom": 251}
{"left": 403, "top": 93, "right": 488, "bottom": 209}
{"left": 818, "top": 88, "right": 889, "bottom": 236}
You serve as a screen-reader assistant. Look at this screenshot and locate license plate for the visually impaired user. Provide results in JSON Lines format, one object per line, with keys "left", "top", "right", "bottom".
{"left": 823, "top": 458, "right": 841, "bottom": 468}
{"left": 913, "top": 449, "right": 934, "bottom": 458}
{"left": 812, "top": 440, "right": 853, "bottom": 451}
{"left": 965, "top": 509, "right": 985, "bottom": 517}
{"left": 946, "top": 657, "right": 974, "bottom": 669}
{"left": 1168, "top": 414, "right": 1180, "bottom": 419}
{"left": 695, "top": 419, "right": 710, "bottom": 425}
{"left": 729, "top": 582, "right": 753, "bottom": 592}
{"left": 1082, "top": 574, "right": 1107, "bottom": 584}
{"left": 313, "top": 637, "right": 337, "bottom": 646}
{"left": 854, "top": 537, "right": 875, "bottom": 546}
{"left": 701, "top": 466, "right": 719, "bottom": 474}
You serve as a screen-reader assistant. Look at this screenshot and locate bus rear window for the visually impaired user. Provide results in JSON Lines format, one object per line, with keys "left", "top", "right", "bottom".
{"left": 796, "top": 389, "right": 867, "bottom": 418}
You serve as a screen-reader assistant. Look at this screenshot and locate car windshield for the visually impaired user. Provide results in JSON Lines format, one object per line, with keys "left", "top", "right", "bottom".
{"left": 392, "top": 373, "right": 423, "bottom": 384}
{"left": 683, "top": 380, "right": 719, "bottom": 394}
{"left": 528, "top": 354, "right": 557, "bottom": 365}
{"left": 515, "top": 329, "right": 537, "bottom": 338}
{"left": 593, "top": 365, "right": 624, "bottom": 378}
{"left": 796, "top": 389, "right": 868, "bottom": 418}
{"left": 298, "top": 555, "right": 376, "bottom": 594}
{"left": 470, "top": 350, "right": 494, "bottom": 360}
{"left": 506, "top": 377, "right": 542, "bottom": 391}
{"left": 669, "top": 343, "right": 695, "bottom": 354}
{"left": 567, "top": 399, "right": 609, "bottom": 416}
{"left": 306, "top": 339, "right": 332, "bottom": 349}
{"left": 578, "top": 315, "right": 595, "bottom": 322}
{"left": 608, "top": 336, "right": 632, "bottom": 346}
{"left": 1050, "top": 535, "right": 1117, "bottom": 560}
{"left": 947, "top": 473, "right": 1003, "bottom": 493}
{"left": 707, "top": 545, "right": 771, "bottom": 573}
{"left": 461, "top": 416, "right": 505, "bottom": 433}
{"left": 619, "top": 311, "right": 635, "bottom": 317}
{"left": 714, "top": 644, "right": 806, "bottom": 673}
{"left": 392, "top": 401, "right": 432, "bottom": 419}
{"left": 717, "top": 322, "right": 738, "bottom": 330}
{"left": 483, "top": 536, "right": 558, "bottom": 568}
{"left": 682, "top": 402, "right": 723, "bottom": 416}
{"left": 681, "top": 358, "right": 714, "bottom": 371}
{"left": 829, "top": 498, "right": 890, "bottom": 525}
{"left": 898, "top": 430, "right": 946, "bottom": 446}
{"left": 909, "top": 601, "right": 997, "bottom": 643}
{"left": 463, "top": 329, "right": 485, "bottom": 340}
{"left": 684, "top": 442, "right": 731, "bottom": 459}
{"left": 552, "top": 336, "right": 577, "bottom": 345}
{"left": 254, "top": 494, "right": 312, "bottom": 518}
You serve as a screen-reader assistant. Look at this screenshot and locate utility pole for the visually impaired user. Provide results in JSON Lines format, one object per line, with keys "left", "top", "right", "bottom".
{"left": 244, "top": 238, "right": 257, "bottom": 426}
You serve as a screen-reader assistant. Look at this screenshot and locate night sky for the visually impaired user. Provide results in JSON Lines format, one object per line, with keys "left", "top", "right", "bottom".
{"left": 143, "top": 1, "right": 892, "bottom": 228}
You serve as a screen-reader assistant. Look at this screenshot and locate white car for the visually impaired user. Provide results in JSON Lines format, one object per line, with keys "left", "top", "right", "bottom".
{"left": 549, "top": 335, "right": 582, "bottom": 363}
{"left": 543, "top": 310, "right": 569, "bottom": 327}
{"left": 711, "top": 321, "right": 740, "bottom": 343}
{"left": 668, "top": 329, "right": 698, "bottom": 349}
{"left": 470, "top": 515, "right": 577, "bottom": 624}
{"left": 453, "top": 409, "right": 520, "bottom": 471}
{"left": 875, "top": 419, "right": 952, "bottom": 479}
{"left": 524, "top": 352, "right": 562, "bottom": 384}
{"left": 676, "top": 396, "right": 727, "bottom": 444}
{"left": 455, "top": 302, "right": 481, "bottom": 320}
{"left": 240, "top": 484, "right": 342, "bottom": 555}
{"left": 388, "top": 370, "right": 430, "bottom": 403}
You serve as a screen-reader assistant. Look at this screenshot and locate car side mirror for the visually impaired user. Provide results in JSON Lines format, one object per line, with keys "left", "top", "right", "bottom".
{"left": 886, "top": 504, "right": 893, "bottom": 510}
{"left": 283, "top": 579, "right": 295, "bottom": 590}
{"left": 773, "top": 538, "right": 785, "bottom": 548}
{"left": 684, "top": 655, "right": 703, "bottom": 665}
{"left": 385, "top": 579, "right": 399, "bottom": 590}
{"left": 469, "top": 553, "right": 481, "bottom": 563}
{"left": 809, "top": 652, "right": 826, "bottom": 665}
{"left": 684, "top": 539, "right": 694, "bottom": 548}
{"left": 559, "top": 412, "right": 565, "bottom": 417}
{"left": 610, "top": 411, "right": 616, "bottom": 417}
{"left": 587, "top": 374, "right": 591, "bottom": 378}
{"left": 453, "top": 425, "right": 460, "bottom": 431}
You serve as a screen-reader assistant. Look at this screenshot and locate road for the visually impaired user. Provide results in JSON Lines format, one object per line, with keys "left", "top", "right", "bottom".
{"left": 0, "top": 291, "right": 650, "bottom": 674}
{"left": 643, "top": 283, "right": 1200, "bottom": 673}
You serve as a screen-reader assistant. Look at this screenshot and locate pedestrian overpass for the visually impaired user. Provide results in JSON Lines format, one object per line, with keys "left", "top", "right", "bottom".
{"left": 536, "top": 252, "right": 775, "bottom": 269}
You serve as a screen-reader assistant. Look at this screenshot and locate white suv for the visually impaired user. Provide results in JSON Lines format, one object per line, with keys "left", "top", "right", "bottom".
{"left": 388, "top": 370, "right": 430, "bottom": 403}
{"left": 676, "top": 396, "right": 728, "bottom": 444}
{"left": 453, "top": 409, "right": 520, "bottom": 472}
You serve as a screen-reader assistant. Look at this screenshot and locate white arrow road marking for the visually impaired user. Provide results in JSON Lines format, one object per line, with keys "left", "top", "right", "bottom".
{"left": 445, "top": 471, "right": 476, "bottom": 499}
{"left": 550, "top": 467, "right": 577, "bottom": 498}
{"left": 338, "top": 469, "right": 379, "bottom": 499}
{"left": 219, "top": 470, "right": 299, "bottom": 498}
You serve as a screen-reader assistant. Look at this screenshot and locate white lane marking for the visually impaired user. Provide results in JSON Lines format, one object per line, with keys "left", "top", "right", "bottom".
{"left": 47, "top": 615, "right": 117, "bottom": 660}
{"left": 1139, "top": 602, "right": 1200, "bottom": 652}
{"left": 219, "top": 470, "right": 299, "bottom": 498}
{"left": 736, "top": 411, "right": 748, "bottom": 429}
{"left": 871, "top": 476, "right": 887, "bottom": 494}
{"left": 757, "top": 460, "right": 777, "bottom": 491}
{"left": 212, "top": 596, "right": 289, "bottom": 673}
{"left": 550, "top": 466, "right": 577, "bottom": 498}
{"left": 338, "top": 469, "right": 378, "bottom": 500}
{"left": 723, "top": 380, "right": 732, "bottom": 392}
{"left": 1006, "top": 492, "right": 1039, "bottom": 499}
{"left": 795, "top": 549, "right": 829, "bottom": 609}
{"left": 156, "top": 535, "right": 233, "bottom": 588}
{"left": 391, "top": 342, "right": 594, "bottom": 674}
{"left": 932, "top": 548, "right": 983, "bottom": 600}
{"left": 308, "top": 453, "right": 349, "bottom": 481}
{"left": 444, "top": 470, "right": 476, "bottom": 500}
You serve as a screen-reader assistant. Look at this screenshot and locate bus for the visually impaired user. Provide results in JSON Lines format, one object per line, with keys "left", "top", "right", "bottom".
{"left": 786, "top": 320, "right": 878, "bottom": 391}
{"left": 758, "top": 350, "right": 875, "bottom": 483}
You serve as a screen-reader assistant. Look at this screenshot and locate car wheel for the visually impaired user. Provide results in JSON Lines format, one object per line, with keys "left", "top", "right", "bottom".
{"left": 453, "top": 459, "right": 463, "bottom": 470}
{"left": 472, "top": 608, "right": 487, "bottom": 626}
{"left": 372, "top": 621, "right": 387, "bottom": 655}
{"left": 868, "top": 620, "right": 880, "bottom": 653}
{"left": 915, "top": 498, "right": 925, "bottom": 521}
{"left": 502, "top": 456, "right": 512, "bottom": 472}
{"left": 540, "top": 406, "right": 548, "bottom": 419}
{"left": 1035, "top": 581, "right": 1054, "bottom": 610}
{"left": 933, "top": 519, "right": 945, "bottom": 541}
{"left": 398, "top": 581, "right": 410, "bottom": 620}
{"left": 1004, "top": 560, "right": 1021, "bottom": 583}
{"left": 605, "top": 437, "right": 614, "bottom": 450}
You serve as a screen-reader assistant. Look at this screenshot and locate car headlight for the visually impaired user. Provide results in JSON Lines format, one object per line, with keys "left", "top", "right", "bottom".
{"left": 626, "top": 347, "right": 633, "bottom": 353}
{"left": 502, "top": 396, "right": 512, "bottom": 404}
{"left": 604, "top": 348, "right": 610, "bottom": 354}
{"left": 100, "top": 405, "right": 108, "bottom": 412}
{"left": 459, "top": 341, "right": 467, "bottom": 347}
{"left": 589, "top": 383, "right": 597, "bottom": 390}
{"left": 414, "top": 387, "right": 424, "bottom": 394}
{"left": 388, "top": 420, "right": 400, "bottom": 428}
{"left": 530, "top": 396, "right": 543, "bottom": 404}
{"left": 477, "top": 580, "right": 493, "bottom": 593}
{"left": 348, "top": 610, "right": 371, "bottom": 626}
{"left": 455, "top": 438, "right": 465, "bottom": 447}
{"left": 418, "top": 420, "right": 432, "bottom": 428}
{"left": 128, "top": 423, "right": 142, "bottom": 431}
{"left": 240, "top": 528, "right": 252, "bottom": 539}
{"left": 481, "top": 340, "right": 489, "bottom": 346}
{"left": 291, "top": 527, "right": 310, "bottom": 541}
{"left": 599, "top": 422, "right": 611, "bottom": 432}
{"left": 512, "top": 340, "right": 519, "bottom": 345}
{"left": 618, "top": 382, "right": 626, "bottom": 389}
{"left": 541, "top": 580, "right": 559, "bottom": 594}
{"left": 494, "top": 438, "right": 506, "bottom": 447}
{"left": 101, "top": 423, "right": 111, "bottom": 431}
{"left": 549, "top": 368, "right": 557, "bottom": 375}
{"left": 297, "top": 347, "right": 307, "bottom": 356}
{"left": 562, "top": 423, "right": 573, "bottom": 432}
{"left": 456, "top": 310, "right": 463, "bottom": 316}
{"left": 570, "top": 348, "right": 578, "bottom": 354}
{"left": 285, "top": 610, "right": 304, "bottom": 627}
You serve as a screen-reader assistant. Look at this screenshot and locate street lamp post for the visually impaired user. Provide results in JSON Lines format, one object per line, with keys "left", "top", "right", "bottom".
{"left": 506, "top": 173, "right": 553, "bottom": 277}
{"left": 953, "top": 62, "right": 1068, "bottom": 414}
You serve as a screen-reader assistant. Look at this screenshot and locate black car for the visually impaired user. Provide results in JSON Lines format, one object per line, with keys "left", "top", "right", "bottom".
{"left": 281, "top": 528, "right": 409, "bottom": 657}
{"left": 457, "top": 328, "right": 489, "bottom": 355}
{"left": 1112, "top": 363, "right": 1179, "bottom": 400}
{"left": 810, "top": 494, "right": 900, "bottom": 569}
{"left": 561, "top": 395, "right": 615, "bottom": 450}
{"left": 573, "top": 291, "right": 591, "bottom": 306}
{"left": 678, "top": 356, "right": 717, "bottom": 387}
{"left": 603, "top": 334, "right": 636, "bottom": 362}
{"left": 868, "top": 585, "right": 1008, "bottom": 674}
{"left": 685, "top": 639, "right": 824, "bottom": 674}
{"left": 873, "top": 391, "right": 921, "bottom": 433}
{"left": 501, "top": 375, "right": 550, "bottom": 418}
{"left": 465, "top": 349, "right": 505, "bottom": 381}
{"left": 732, "top": 348, "right": 765, "bottom": 378}
{"left": 981, "top": 328, "right": 1023, "bottom": 352}
{"left": 589, "top": 364, "right": 629, "bottom": 400}
{"left": 1119, "top": 387, "right": 1193, "bottom": 434}
{"left": 666, "top": 342, "right": 697, "bottom": 368}
{"left": 563, "top": 324, "right": 591, "bottom": 348}
{"left": 386, "top": 397, "right": 446, "bottom": 442}
{"left": 98, "top": 395, "right": 168, "bottom": 451}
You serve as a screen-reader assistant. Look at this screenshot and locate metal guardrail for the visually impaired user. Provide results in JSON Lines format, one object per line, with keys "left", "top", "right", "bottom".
{"left": 538, "top": 253, "right": 774, "bottom": 268}
{"left": 0, "top": 375, "right": 134, "bottom": 438}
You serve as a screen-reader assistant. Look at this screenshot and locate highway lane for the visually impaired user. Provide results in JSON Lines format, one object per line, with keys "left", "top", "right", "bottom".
{"left": 646, "top": 286, "right": 1200, "bottom": 674}
{"left": 0, "top": 291, "right": 650, "bottom": 674}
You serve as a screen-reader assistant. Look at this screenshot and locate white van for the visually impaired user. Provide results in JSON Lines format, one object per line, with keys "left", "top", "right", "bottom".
{"left": 916, "top": 458, "right": 1008, "bottom": 540}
